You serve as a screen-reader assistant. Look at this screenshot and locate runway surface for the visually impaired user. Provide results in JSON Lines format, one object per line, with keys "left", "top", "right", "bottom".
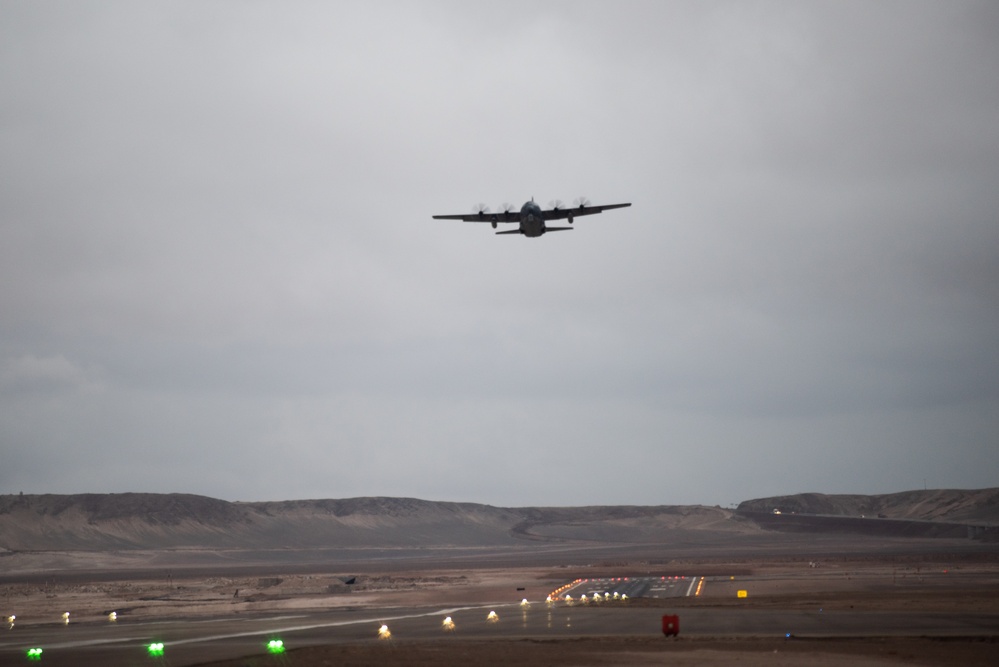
{"left": 561, "top": 575, "right": 702, "bottom": 600}
{"left": 3, "top": 576, "right": 997, "bottom": 666}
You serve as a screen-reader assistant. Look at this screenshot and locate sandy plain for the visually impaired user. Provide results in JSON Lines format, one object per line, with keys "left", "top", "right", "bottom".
{"left": 3, "top": 543, "right": 998, "bottom": 666}
{"left": 3, "top": 493, "right": 998, "bottom": 666}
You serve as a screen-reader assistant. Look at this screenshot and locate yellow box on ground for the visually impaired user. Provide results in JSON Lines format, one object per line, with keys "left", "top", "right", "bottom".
{"left": 737, "top": 590, "right": 748, "bottom": 598}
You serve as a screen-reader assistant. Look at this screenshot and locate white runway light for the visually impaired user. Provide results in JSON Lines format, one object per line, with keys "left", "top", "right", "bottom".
{"left": 377, "top": 624, "right": 391, "bottom": 639}
{"left": 62, "top": 612, "right": 70, "bottom": 625}
{"left": 487, "top": 610, "right": 499, "bottom": 622}
{"left": 108, "top": 611, "right": 117, "bottom": 622}
{"left": 442, "top": 616, "right": 455, "bottom": 631}
{"left": 520, "top": 598, "right": 530, "bottom": 607}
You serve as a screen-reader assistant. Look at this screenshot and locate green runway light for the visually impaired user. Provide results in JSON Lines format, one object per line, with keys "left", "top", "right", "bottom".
{"left": 147, "top": 642, "right": 165, "bottom": 657}
{"left": 26, "top": 647, "right": 43, "bottom": 661}
{"left": 267, "top": 639, "right": 285, "bottom": 654}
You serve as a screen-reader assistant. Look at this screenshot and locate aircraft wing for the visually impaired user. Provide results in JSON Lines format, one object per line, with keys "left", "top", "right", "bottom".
{"left": 432, "top": 213, "right": 482, "bottom": 221}
{"left": 432, "top": 211, "right": 519, "bottom": 223}
{"left": 542, "top": 202, "right": 631, "bottom": 221}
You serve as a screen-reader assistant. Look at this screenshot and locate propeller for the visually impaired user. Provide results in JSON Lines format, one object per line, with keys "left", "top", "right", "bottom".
{"left": 498, "top": 202, "right": 516, "bottom": 216}
{"left": 573, "top": 196, "right": 591, "bottom": 209}
{"left": 548, "top": 199, "right": 565, "bottom": 210}
{"left": 472, "top": 203, "right": 491, "bottom": 216}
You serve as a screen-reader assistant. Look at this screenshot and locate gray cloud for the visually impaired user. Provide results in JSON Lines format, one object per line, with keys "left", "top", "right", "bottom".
{"left": 2, "top": 1, "right": 997, "bottom": 507}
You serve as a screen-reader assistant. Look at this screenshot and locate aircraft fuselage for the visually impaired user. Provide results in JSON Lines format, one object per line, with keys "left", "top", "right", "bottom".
{"left": 518, "top": 200, "right": 547, "bottom": 237}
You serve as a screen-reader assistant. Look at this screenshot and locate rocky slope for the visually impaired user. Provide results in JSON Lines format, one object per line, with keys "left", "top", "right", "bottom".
{"left": 0, "top": 493, "right": 740, "bottom": 551}
{"left": 737, "top": 488, "right": 999, "bottom": 524}
{"left": 1, "top": 488, "right": 994, "bottom": 552}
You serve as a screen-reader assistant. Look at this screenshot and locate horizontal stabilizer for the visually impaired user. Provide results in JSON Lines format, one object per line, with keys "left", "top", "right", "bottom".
{"left": 544, "top": 227, "right": 574, "bottom": 232}
{"left": 495, "top": 229, "right": 523, "bottom": 235}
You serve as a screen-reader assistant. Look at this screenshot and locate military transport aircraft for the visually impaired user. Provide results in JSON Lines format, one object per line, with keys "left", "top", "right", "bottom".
{"left": 433, "top": 198, "right": 631, "bottom": 237}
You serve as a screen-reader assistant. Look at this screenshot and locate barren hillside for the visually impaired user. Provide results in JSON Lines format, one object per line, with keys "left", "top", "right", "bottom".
{"left": 0, "top": 493, "right": 744, "bottom": 552}
{"left": 1, "top": 488, "right": 995, "bottom": 553}
{"left": 737, "top": 488, "right": 999, "bottom": 523}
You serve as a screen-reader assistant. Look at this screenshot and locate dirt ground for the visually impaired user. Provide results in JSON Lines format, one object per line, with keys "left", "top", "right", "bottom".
{"left": 3, "top": 553, "right": 998, "bottom": 666}
{"left": 203, "top": 636, "right": 999, "bottom": 667}
{"left": 6, "top": 557, "right": 999, "bottom": 619}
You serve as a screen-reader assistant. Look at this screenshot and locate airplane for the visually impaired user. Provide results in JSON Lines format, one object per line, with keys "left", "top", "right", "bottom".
{"left": 433, "top": 198, "right": 631, "bottom": 237}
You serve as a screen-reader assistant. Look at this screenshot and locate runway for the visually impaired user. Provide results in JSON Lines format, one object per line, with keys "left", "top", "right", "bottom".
{"left": 560, "top": 575, "right": 703, "bottom": 600}
{"left": 3, "top": 577, "right": 997, "bottom": 667}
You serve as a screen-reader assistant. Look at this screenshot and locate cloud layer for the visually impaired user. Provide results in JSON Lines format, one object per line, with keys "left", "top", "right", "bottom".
{"left": 2, "top": 1, "right": 997, "bottom": 506}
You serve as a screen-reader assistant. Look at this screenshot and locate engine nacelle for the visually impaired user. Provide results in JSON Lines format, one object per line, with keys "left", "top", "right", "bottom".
{"left": 568, "top": 215, "right": 574, "bottom": 224}
{"left": 491, "top": 220, "right": 497, "bottom": 229}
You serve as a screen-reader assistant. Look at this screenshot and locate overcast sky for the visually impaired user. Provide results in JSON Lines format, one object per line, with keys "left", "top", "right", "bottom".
{"left": 1, "top": 1, "right": 997, "bottom": 508}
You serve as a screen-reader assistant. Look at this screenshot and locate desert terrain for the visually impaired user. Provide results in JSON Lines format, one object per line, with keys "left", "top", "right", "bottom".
{"left": 1, "top": 489, "right": 997, "bottom": 665}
